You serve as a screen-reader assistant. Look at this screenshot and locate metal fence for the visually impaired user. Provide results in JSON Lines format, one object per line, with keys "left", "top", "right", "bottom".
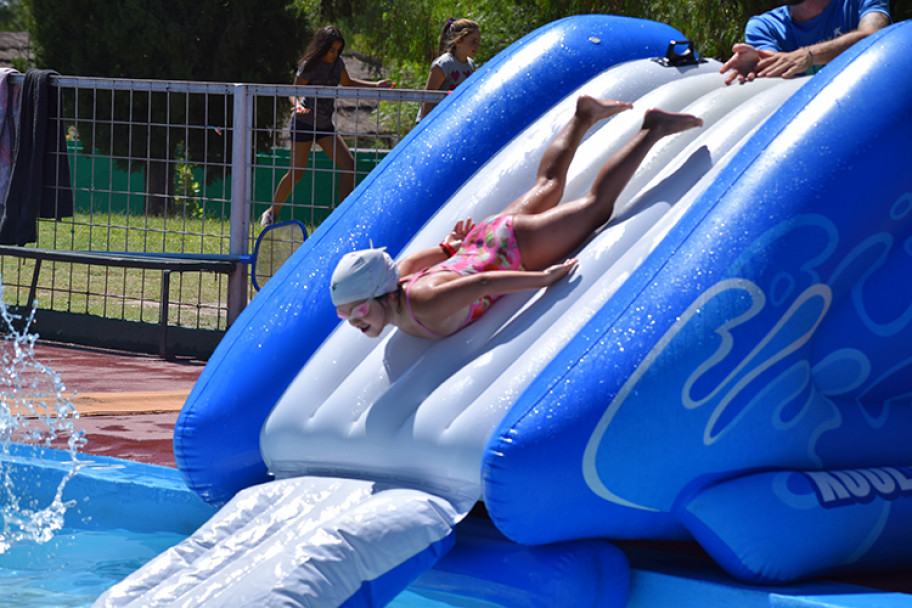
{"left": 0, "top": 72, "right": 445, "bottom": 340}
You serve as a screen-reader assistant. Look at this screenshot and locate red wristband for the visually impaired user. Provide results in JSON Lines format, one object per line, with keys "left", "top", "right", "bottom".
{"left": 439, "top": 241, "right": 456, "bottom": 257}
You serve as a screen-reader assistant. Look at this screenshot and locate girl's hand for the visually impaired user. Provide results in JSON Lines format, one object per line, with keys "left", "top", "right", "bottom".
{"left": 291, "top": 96, "right": 311, "bottom": 114}
{"left": 445, "top": 218, "right": 475, "bottom": 250}
{"left": 541, "top": 258, "right": 578, "bottom": 285}
{"left": 375, "top": 79, "right": 396, "bottom": 89}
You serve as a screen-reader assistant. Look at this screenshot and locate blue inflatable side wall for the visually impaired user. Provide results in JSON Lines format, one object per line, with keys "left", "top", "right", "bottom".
{"left": 482, "top": 21, "right": 912, "bottom": 583}
{"left": 174, "top": 15, "right": 687, "bottom": 507}
{"left": 414, "top": 519, "right": 630, "bottom": 607}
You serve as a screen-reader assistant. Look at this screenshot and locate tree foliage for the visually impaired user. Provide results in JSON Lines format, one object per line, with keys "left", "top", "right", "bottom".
{"left": 0, "top": 0, "right": 27, "bottom": 31}
{"left": 26, "top": 0, "right": 309, "bottom": 82}
{"left": 25, "top": 0, "right": 311, "bottom": 212}
{"left": 301, "top": 0, "right": 908, "bottom": 90}
{"left": 305, "top": 0, "right": 765, "bottom": 81}
{"left": 24, "top": 0, "right": 912, "bottom": 86}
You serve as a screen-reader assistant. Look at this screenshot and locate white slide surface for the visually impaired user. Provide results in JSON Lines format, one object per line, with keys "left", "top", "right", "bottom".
{"left": 261, "top": 60, "right": 806, "bottom": 500}
{"left": 97, "top": 58, "right": 808, "bottom": 607}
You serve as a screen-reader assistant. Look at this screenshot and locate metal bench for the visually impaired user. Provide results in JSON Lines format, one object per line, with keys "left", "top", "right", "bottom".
{"left": 0, "top": 245, "right": 239, "bottom": 357}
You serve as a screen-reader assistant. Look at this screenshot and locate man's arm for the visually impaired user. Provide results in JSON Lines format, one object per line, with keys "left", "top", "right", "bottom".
{"left": 756, "top": 10, "right": 891, "bottom": 78}
{"left": 722, "top": 9, "right": 891, "bottom": 84}
{"left": 798, "top": 10, "right": 890, "bottom": 66}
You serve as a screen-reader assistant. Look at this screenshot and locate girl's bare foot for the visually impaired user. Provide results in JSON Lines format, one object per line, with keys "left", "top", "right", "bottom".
{"left": 642, "top": 108, "right": 704, "bottom": 136}
{"left": 576, "top": 95, "right": 633, "bottom": 122}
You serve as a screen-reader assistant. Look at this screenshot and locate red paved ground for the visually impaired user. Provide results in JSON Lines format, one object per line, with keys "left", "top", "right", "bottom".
{"left": 27, "top": 342, "right": 207, "bottom": 468}
{"left": 32, "top": 342, "right": 205, "bottom": 393}
{"left": 69, "top": 414, "right": 182, "bottom": 467}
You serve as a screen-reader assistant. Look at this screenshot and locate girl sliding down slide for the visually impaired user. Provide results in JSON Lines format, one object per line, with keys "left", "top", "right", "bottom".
{"left": 330, "top": 96, "right": 703, "bottom": 339}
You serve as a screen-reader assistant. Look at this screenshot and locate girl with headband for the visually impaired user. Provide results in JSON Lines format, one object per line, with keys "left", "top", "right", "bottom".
{"left": 416, "top": 18, "right": 481, "bottom": 123}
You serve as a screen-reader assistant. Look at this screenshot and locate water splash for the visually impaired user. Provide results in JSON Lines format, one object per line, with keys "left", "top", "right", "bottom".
{"left": 0, "top": 281, "right": 85, "bottom": 553}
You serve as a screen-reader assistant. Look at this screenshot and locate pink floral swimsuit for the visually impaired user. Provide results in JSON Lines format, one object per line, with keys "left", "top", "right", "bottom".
{"left": 403, "top": 214, "right": 524, "bottom": 337}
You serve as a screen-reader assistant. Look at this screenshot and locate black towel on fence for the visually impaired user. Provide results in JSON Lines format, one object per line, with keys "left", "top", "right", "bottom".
{"left": 0, "top": 69, "right": 74, "bottom": 246}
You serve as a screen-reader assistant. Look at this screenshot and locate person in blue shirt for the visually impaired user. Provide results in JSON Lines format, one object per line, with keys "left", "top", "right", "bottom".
{"left": 721, "top": 0, "right": 891, "bottom": 85}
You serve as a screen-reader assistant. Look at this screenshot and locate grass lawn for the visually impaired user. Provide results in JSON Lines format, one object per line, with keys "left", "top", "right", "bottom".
{"left": 1, "top": 212, "right": 238, "bottom": 331}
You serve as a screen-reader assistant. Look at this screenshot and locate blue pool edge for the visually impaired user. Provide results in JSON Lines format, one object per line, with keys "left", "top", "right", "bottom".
{"left": 3, "top": 444, "right": 911, "bottom": 608}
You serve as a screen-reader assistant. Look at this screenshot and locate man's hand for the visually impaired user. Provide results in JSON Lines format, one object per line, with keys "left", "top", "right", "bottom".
{"left": 720, "top": 43, "right": 763, "bottom": 85}
{"left": 756, "top": 47, "right": 814, "bottom": 79}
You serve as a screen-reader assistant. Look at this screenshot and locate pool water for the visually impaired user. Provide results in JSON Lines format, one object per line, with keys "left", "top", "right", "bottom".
{"left": 0, "top": 527, "right": 501, "bottom": 608}
{"left": 393, "top": 589, "right": 502, "bottom": 608}
{"left": 0, "top": 290, "right": 502, "bottom": 607}
{"left": 0, "top": 528, "right": 185, "bottom": 607}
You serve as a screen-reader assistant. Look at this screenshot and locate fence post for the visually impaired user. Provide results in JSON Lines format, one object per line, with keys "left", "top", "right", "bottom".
{"left": 227, "top": 83, "right": 251, "bottom": 325}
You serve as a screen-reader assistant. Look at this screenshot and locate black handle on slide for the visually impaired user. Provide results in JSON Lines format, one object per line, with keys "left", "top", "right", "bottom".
{"left": 654, "top": 40, "right": 706, "bottom": 67}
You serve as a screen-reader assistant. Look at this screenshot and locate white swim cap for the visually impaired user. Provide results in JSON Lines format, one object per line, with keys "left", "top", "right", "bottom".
{"left": 330, "top": 248, "right": 400, "bottom": 306}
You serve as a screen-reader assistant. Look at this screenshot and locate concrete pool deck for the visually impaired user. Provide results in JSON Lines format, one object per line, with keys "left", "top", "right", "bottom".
{"left": 26, "top": 340, "right": 912, "bottom": 605}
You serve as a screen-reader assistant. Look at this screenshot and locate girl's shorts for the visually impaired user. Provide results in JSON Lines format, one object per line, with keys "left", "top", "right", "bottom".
{"left": 291, "top": 113, "right": 336, "bottom": 143}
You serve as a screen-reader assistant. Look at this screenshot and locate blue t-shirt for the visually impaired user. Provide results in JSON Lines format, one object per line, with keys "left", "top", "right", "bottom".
{"left": 745, "top": 0, "right": 890, "bottom": 52}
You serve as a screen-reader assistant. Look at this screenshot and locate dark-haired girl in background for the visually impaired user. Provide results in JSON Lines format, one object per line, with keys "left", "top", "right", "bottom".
{"left": 261, "top": 26, "right": 394, "bottom": 227}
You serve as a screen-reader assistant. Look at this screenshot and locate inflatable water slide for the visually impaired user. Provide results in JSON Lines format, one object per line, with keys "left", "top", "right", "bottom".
{"left": 98, "top": 15, "right": 912, "bottom": 608}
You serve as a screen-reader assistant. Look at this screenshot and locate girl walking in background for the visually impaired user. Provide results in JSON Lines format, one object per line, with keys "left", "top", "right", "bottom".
{"left": 261, "top": 26, "right": 394, "bottom": 227}
{"left": 416, "top": 18, "right": 481, "bottom": 124}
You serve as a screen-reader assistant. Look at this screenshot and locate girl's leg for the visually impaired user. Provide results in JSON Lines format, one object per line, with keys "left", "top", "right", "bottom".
{"left": 318, "top": 134, "right": 356, "bottom": 207}
{"left": 514, "top": 108, "right": 703, "bottom": 270}
{"left": 502, "top": 96, "right": 633, "bottom": 217}
{"left": 269, "top": 140, "right": 315, "bottom": 219}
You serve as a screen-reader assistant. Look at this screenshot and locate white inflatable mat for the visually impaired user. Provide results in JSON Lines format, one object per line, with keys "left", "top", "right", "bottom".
{"left": 94, "top": 476, "right": 468, "bottom": 607}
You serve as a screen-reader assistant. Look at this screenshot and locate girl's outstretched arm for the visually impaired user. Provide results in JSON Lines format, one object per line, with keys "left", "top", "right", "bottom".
{"left": 413, "top": 260, "right": 578, "bottom": 322}
{"left": 340, "top": 69, "right": 394, "bottom": 88}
